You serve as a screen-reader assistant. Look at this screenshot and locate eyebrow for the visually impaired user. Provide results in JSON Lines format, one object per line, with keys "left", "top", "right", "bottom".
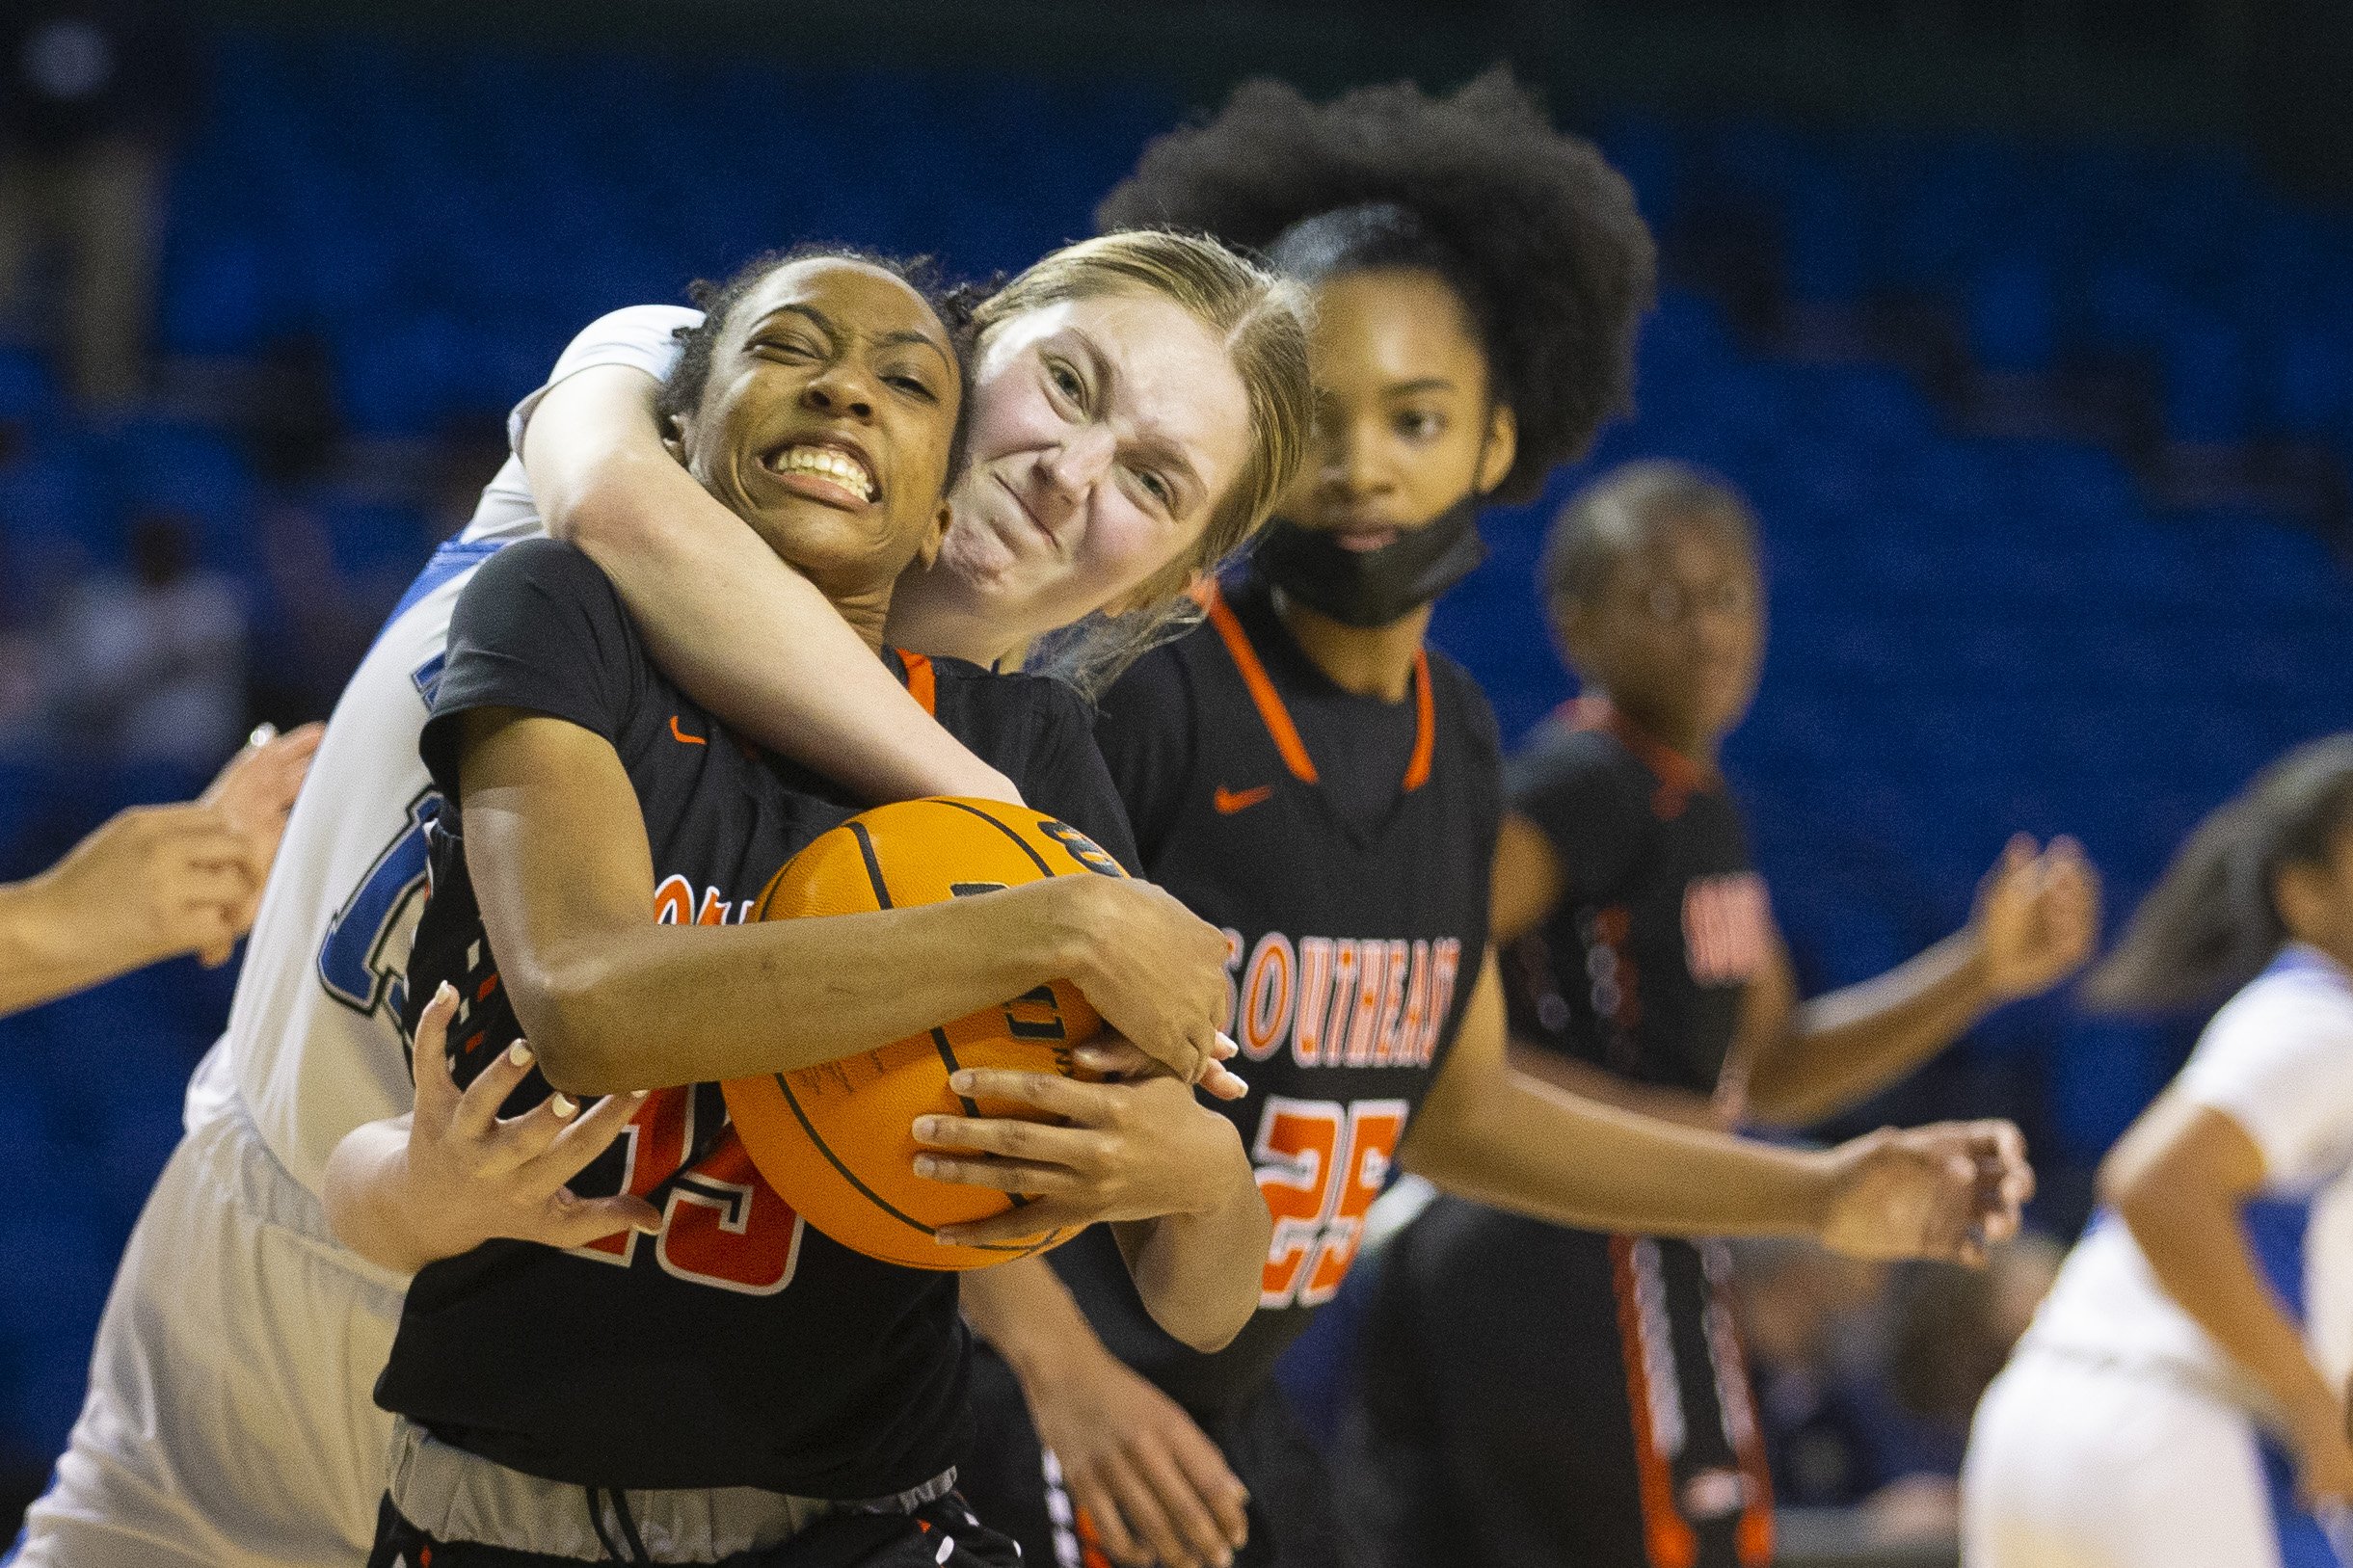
{"left": 754, "top": 304, "right": 952, "bottom": 367}
{"left": 1385, "top": 376, "right": 1459, "bottom": 397}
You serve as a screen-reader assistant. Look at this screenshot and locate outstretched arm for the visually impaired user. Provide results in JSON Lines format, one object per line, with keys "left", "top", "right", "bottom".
{"left": 524, "top": 365, "right": 1019, "bottom": 805}
{"left": 1737, "top": 836, "right": 2100, "bottom": 1128}
{"left": 1402, "top": 951, "right": 2029, "bottom": 1263}
{"left": 459, "top": 708, "right": 1234, "bottom": 1096}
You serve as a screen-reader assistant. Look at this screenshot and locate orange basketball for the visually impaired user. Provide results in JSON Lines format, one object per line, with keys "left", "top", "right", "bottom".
{"left": 721, "top": 796, "right": 1125, "bottom": 1270}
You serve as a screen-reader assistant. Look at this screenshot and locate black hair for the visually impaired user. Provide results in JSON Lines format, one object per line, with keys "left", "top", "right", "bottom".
{"left": 1095, "top": 70, "right": 1656, "bottom": 504}
{"left": 656, "top": 244, "right": 982, "bottom": 481}
{"left": 2086, "top": 734, "right": 2353, "bottom": 1014}
{"left": 1539, "top": 459, "right": 1759, "bottom": 619}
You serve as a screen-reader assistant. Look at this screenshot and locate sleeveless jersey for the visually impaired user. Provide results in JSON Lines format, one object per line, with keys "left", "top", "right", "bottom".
{"left": 378, "top": 539, "right": 1137, "bottom": 1498}
{"left": 1502, "top": 699, "right": 1768, "bottom": 1095}
{"left": 1052, "top": 571, "right": 1501, "bottom": 1416}
{"left": 205, "top": 304, "right": 700, "bottom": 1208}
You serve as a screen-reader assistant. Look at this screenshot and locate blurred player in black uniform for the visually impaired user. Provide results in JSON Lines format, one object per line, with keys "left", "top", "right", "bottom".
{"left": 952, "top": 78, "right": 2039, "bottom": 1568}
{"left": 322, "top": 251, "right": 1275, "bottom": 1568}
{"left": 1347, "top": 462, "right": 2101, "bottom": 1568}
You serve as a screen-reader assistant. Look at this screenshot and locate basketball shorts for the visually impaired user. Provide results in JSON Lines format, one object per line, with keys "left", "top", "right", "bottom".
{"left": 1336, "top": 1196, "right": 1774, "bottom": 1568}
{"left": 1963, "top": 1343, "right": 2343, "bottom": 1568}
{"left": 9, "top": 1097, "right": 405, "bottom": 1568}
{"left": 366, "top": 1421, "right": 1017, "bottom": 1567}
{"left": 958, "top": 1343, "right": 1353, "bottom": 1568}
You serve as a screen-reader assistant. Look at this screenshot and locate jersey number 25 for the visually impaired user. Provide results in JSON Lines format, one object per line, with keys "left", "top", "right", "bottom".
{"left": 1251, "top": 1096, "right": 1408, "bottom": 1310}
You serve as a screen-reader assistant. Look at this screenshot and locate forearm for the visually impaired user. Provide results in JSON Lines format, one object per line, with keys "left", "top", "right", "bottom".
{"left": 506, "top": 886, "right": 1086, "bottom": 1096}
{"left": 1507, "top": 1040, "right": 1725, "bottom": 1131}
{"left": 0, "top": 877, "right": 140, "bottom": 1014}
{"left": 529, "top": 379, "right": 1017, "bottom": 805}
{"left": 1406, "top": 1065, "right": 1833, "bottom": 1237}
{"left": 962, "top": 1256, "right": 1102, "bottom": 1380}
{"left": 322, "top": 1118, "right": 435, "bottom": 1276}
{"left": 1111, "top": 1150, "right": 1271, "bottom": 1353}
{"left": 1745, "top": 929, "right": 1993, "bottom": 1128}
{"left": 2123, "top": 1185, "right": 2340, "bottom": 1426}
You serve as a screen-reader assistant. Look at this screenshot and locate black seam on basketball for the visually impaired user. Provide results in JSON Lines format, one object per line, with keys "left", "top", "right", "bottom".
{"left": 848, "top": 820, "right": 895, "bottom": 909}
{"left": 932, "top": 1027, "right": 982, "bottom": 1119}
{"left": 769, "top": 1074, "right": 1034, "bottom": 1255}
{"left": 933, "top": 799, "right": 1056, "bottom": 878}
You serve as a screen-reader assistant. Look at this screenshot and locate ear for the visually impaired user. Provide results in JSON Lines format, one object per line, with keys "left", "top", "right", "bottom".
{"left": 660, "top": 411, "right": 691, "bottom": 466}
{"left": 1476, "top": 404, "right": 1519, "bottom": 495}
{"left": 2275, "top": 861, "right": 2332, "bottom": 944}
{"left": 913, "top": 499, "right": 953, "bottom": 571}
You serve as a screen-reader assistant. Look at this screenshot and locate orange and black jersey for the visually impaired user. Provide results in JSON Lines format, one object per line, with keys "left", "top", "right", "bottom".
{"left": 380, "top": 538, "right": 1137, "bottom": 1501}
{"left": 1503, "top": 699, "right": 1770, "bottom": 1096}
{"left": 1052, "top": 569, "right": 1501, "bottom": 1417}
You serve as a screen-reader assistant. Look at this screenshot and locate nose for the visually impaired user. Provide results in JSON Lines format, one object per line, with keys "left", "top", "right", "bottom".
{"left": 801, "top": 362, "right": 877, "bottom": 422}
{"left": 1037, "top": 426, "right": 1116, "bottom": 521}
{"left": 1319, "top": 414, "right": 1394, "bottom": 501}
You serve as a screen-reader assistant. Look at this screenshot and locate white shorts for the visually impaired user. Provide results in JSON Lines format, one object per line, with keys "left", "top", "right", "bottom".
{"left": 1962, "top": 1345, "right": 2285, "bottom": 1568}
{"left": 10, "top": 1100, "right": 405, "bottom": 1568}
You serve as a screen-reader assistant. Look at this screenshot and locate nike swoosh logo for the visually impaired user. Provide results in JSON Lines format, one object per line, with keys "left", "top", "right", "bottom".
{"left": 1213, "top": 784, "right": 1273, "bottom": 815}
{"left": 669, "top": 715, "right": 707, "bottom": 746}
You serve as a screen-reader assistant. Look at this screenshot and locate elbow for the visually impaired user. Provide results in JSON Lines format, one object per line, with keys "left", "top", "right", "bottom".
{"left": 502, "top": 956, "right": 632, "bottom": 1096}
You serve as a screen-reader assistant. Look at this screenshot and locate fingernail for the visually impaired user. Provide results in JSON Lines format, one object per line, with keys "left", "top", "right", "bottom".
{"left": 633, "top": 1216, "right": 661, "bottom": 1234}
{"left": 949, "top": 1071, "right": 975, "bottom": 1093}
{"left": 435, "top": 980, "right": 456, "bottom": 1007}
{"left": 1215, "top": 1032, "right": 1238, "bottom": 1056}
{"left": 914, "top": 1156, "right": 939, "bottom": 1177}
{"left": 549, "top": 1094, "right": 577, "bottom": 1119}
{"left": 506, "top": 1041, "right": 532, "bottom": 1067}
{"left": 248, "top": 722, "right": 278, "bottom": 747}
{"left": 913, "top": 1118, "right": 943, "bottom": 1141}
{"left": 630, "top": 1089, "right": 650, "bottom": 1101}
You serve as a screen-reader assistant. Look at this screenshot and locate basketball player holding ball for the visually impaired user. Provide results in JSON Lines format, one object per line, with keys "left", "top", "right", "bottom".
{"left": 943, "top": 76, "right": 2037, "bottom": 1568}
{"left": 324, "top": 244, "right": 1304, "bottom": 1566}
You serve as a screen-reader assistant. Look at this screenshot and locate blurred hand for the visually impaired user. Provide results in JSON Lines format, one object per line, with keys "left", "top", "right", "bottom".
{"left": 197, "top": 722, "right": 324, "bottom": 961}
{"left": 1972, "top": 835, "right": 2101, "bottom": 1002}
{"left": 1015, "top": 1332, "right": 1249, "bottom": 1568}
{"left": 1818, "top": 1119, "right": 2032, "bottom": 1266}
{"left": 40, "top": 801, "right": 253, "bottom": 971}
{"left": 396, "top": 981, "right": 659, "bottom": 1260}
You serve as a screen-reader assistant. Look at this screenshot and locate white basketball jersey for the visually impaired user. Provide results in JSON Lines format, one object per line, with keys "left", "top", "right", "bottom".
{"left": 2026, "top": 943, "right": 2353, "bottom": 1406}
{"left": 214, "top": 305, "right": 699, "bottom": 1201}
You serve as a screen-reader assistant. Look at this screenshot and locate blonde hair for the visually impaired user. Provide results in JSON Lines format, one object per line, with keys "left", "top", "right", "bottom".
{"left": 976, "top": 229, "right": 1314, "bottom": 694}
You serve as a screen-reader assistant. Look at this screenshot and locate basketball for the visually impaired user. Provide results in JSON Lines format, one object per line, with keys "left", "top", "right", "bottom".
{"left": 722, "top": 796, "right": 1126, "bottom": 1270}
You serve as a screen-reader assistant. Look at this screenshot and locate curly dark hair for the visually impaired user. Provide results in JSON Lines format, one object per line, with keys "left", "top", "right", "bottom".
{"left": 1096, "top": 70, "right": 1655, "bottom": 504}
{"left": 655, "top": 245, "right": 982, "bottom": 483}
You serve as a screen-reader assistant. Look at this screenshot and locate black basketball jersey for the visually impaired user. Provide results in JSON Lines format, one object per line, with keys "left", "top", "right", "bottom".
{"left": 1503, "top": 700, "right": 1769, "bottom": 1095}
{"left": 377, "top": 538, "right": 1138, "bottom": 1500}
{"left": 1052, "top": 571, "right": 1501, "bottom": 1416}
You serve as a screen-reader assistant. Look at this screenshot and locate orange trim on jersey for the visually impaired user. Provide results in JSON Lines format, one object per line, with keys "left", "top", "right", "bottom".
{"left": 1567, "top": 697, "right": 1712, "bottom": 819}
{"left": 1611, "top": 1236, "right": 1698, "bottom": 1568}
{"left": 1200, "top": 581, "right": 1319, "bottom": 784}
{"left": 1403, "top": 649, "right": 1435, "bottom": 791}
{"left": 898, "top": 651, "right": 937, "bottom": 717}
{"left": 668, "top": 715, "right": 707, "bottom": 746}
{"left": 1705, "top": 1259, "right": 1778, "bottom": 1566}
{"left": 1201, "top": 580, "right": 1441, "bottom": 794}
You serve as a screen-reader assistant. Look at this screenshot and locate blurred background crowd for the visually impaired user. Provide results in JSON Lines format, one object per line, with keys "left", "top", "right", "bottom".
{"left": 0, "top": 0, "right": 2349, "bottom": 1557}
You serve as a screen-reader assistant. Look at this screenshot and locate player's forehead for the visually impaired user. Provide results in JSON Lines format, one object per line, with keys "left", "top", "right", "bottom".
{"left": 728, "top": 258, "right": 954, "bottom": 368}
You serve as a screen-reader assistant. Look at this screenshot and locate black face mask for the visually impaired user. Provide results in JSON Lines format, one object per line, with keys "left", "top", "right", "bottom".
{"left": 1254, "top": 492, "right": 1487, "bottom": 629}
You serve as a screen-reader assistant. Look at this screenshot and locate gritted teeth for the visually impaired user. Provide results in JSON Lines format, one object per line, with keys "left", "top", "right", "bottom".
{"left": 765, "top": 442, "right": 877, "bottom": 501}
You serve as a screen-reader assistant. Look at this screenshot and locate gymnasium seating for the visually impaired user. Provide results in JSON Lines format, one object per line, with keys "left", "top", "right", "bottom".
{"left": 1, "top": 29, "right": 2350, "bottom": 1468}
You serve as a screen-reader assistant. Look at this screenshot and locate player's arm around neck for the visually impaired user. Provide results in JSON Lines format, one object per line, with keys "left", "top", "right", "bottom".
{"left": 457, "top": 708, "right": 1091, "bottom": 1098}
{"left": 525, "top": 366, "right": 1021, "bottom": 806}
{"left": 1401, "top": 949, "right": 2030, "bottom": 1263}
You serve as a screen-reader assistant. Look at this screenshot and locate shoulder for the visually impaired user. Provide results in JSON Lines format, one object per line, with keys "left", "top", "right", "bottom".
{"left": 926, "top": 658, "right": 1088, "bottom": 758}
{"left": 465, "top": 536, "right": 621, "bottom": 608}
{"left": 548, "top": 305, "right": 703, "bottom": 385}
{"left": 1506, "top": 713, "right": 1639, "bottom": 805}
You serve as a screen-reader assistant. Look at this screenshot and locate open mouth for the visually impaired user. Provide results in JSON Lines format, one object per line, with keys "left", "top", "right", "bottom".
{"left": 762, "top": 440, "right": 879, "bottom": 508}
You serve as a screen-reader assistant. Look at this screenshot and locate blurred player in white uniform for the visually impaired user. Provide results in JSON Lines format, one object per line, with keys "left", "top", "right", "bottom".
{"left": 8, "top": 311, "right": 692, "bottom": 1568}
{"left": 1965, "top": 735, "right": 2353, "bottom": 1568}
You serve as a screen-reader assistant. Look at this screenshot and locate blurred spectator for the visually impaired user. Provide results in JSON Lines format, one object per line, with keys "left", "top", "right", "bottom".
{"left": 0, "top": 0, "right": 198, "bottom": 406}
{"left": 1732, "top": 1238, "right": 1893, "bottom": 1507}
{"left": 47, "top": 510, "right": 245, "bottom": 763}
